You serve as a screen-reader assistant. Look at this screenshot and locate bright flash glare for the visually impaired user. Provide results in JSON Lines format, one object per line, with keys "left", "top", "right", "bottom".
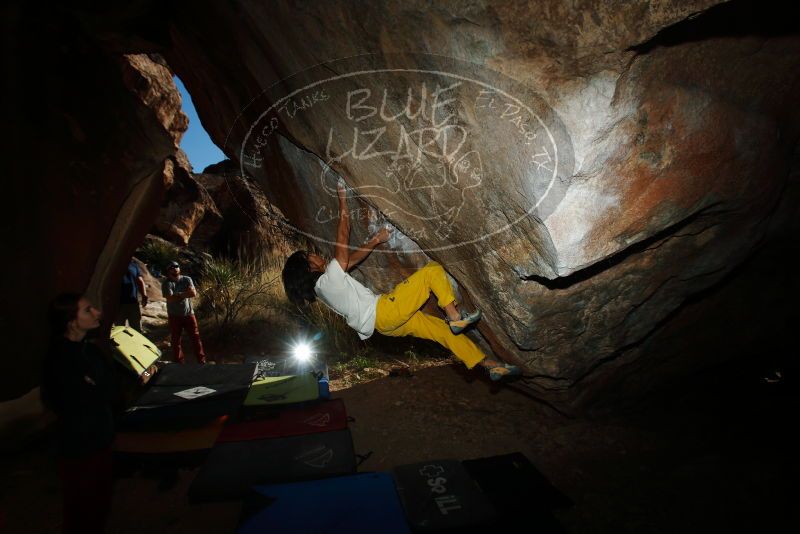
{"left": 293, "top": 343, "right": 312, "bottom": 362}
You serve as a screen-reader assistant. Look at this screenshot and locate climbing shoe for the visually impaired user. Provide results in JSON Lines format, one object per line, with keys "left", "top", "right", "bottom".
{"left": 447, "top": 309, "right": 482, "bottom": 334}
{"left": 488, "top": 363, "right": 521, "bottom": 381}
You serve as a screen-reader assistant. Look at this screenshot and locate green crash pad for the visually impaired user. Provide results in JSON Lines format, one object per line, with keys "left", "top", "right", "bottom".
{"left": 245, "top": 373, "right": 319, "bottom": 407}
{"left": 110, "top": 325, "right": 161, "bottom": 376}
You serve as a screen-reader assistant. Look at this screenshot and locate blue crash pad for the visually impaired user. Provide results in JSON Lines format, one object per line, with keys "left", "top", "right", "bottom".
{"left": 238, "top": 472, "right": 410, "bottom": 534}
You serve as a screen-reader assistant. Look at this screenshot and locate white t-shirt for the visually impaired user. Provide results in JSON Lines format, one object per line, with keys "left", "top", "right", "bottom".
{"left": 314, "top": 259, "right": 380, "bottom": 340}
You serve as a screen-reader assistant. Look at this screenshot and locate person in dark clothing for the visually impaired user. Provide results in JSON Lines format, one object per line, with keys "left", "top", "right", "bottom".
{"left": 114, "top": 259, "right": 148, "bottom": 332}
{"left": 40, "top": 293, "right": 147, "bottom": 533}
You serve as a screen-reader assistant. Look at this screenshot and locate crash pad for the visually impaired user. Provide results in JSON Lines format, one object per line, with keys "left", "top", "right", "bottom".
{"left": 110, "top": 326, "right": 160, "bottom": 376}
{"left": 244, "top": 373, "right": 320, "bottom": 407}
{"left": 114, "top": 415, "right": 228, "bottom": 453}
{"left": 189, "top": 429, "right": 356, "bottom": 502}
{"left": 218, "top": 398, "right": 347, "bottom": 442}
{"left": 393, "top": 459, "right": 495, "bottom": 531}
{"left": 238, "top": 473, "right": 410, "bottom": 534}
{"left": 119, "top": 363, "right": 256, "bottom": 430}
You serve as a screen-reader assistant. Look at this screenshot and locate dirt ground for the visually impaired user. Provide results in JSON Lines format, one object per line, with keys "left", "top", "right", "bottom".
{"left": 1, "top": 349, "right": 797, "bottom": 533}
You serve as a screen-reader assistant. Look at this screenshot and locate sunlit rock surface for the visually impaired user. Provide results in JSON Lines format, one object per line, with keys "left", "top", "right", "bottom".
{"left": 152, "top": 156, "right": 304, "bottom": 260}
{"left": 152, "top": 150, "right": 223, "bottom": 247}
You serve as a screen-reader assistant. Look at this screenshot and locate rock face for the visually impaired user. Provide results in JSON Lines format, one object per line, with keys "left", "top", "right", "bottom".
{"left": 151, "top": 157, "right": 300, "bottom": 261}
{"left": 194, "top": 160, "right": 300, "bottom": 260}
{"left": 3, "top": 0, "right": 799, "bottom": 408}
{"left": 154, "top": 0, "right": 800, "bottom": 404}
{"left": 151, "top": 150, "right": 223, "bottom": 247}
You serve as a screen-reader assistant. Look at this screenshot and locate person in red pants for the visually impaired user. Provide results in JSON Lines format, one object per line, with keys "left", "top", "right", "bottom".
{"left": 161, "top": 261, "right": 207, "bottom": 363}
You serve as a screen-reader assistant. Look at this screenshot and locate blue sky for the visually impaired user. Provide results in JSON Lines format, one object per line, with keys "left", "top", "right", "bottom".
{"left": 174, "top": 76, "right": 226, "bottom": 172}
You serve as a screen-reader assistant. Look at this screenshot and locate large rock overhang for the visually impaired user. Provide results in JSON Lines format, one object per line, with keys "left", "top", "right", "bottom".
{"left": 2, "top": 0, "right": 798, "bottom": 411}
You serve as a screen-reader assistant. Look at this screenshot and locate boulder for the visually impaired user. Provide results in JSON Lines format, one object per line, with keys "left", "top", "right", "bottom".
{"left": 155, "top": 0, "right": 800, "bottom": 405}
{"left": 4, "top": 0, "right": 799, "bottom": 410}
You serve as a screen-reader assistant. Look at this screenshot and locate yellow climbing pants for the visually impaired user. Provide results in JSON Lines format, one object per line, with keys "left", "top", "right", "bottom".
{"left": 374, "top": 262, "right": 486, "bottom": 369}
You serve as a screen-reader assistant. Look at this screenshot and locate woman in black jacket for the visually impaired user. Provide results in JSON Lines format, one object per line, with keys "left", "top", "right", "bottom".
{"left": 41, "top": 293, "right": 116, "bottom": 534}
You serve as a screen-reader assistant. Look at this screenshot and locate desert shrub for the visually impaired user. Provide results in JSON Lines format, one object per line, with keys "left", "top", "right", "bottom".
{"left": 199, "top": 257, "right": 281, "bottom": 338}
{"left": 136, "top": 238, "right": 179, "bottom": 276}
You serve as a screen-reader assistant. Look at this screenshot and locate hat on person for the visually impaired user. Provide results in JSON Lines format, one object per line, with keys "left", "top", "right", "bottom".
{"left": 167, "top": 261, "right": 180, "bottom": 269}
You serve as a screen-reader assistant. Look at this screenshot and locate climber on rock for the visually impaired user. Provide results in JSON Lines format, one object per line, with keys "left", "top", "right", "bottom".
{"left": 281, "top": 180, "right": 520, "bottom": 381}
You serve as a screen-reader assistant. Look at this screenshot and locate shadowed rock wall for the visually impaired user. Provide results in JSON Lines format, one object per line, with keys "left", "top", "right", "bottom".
{"left": 1, "top": 6, "right": 186, "bottom": 400}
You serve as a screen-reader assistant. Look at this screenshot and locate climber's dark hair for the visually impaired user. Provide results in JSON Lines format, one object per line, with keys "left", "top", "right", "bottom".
{"left": 282, "top": 251, "right": 323, "bottom": 306}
